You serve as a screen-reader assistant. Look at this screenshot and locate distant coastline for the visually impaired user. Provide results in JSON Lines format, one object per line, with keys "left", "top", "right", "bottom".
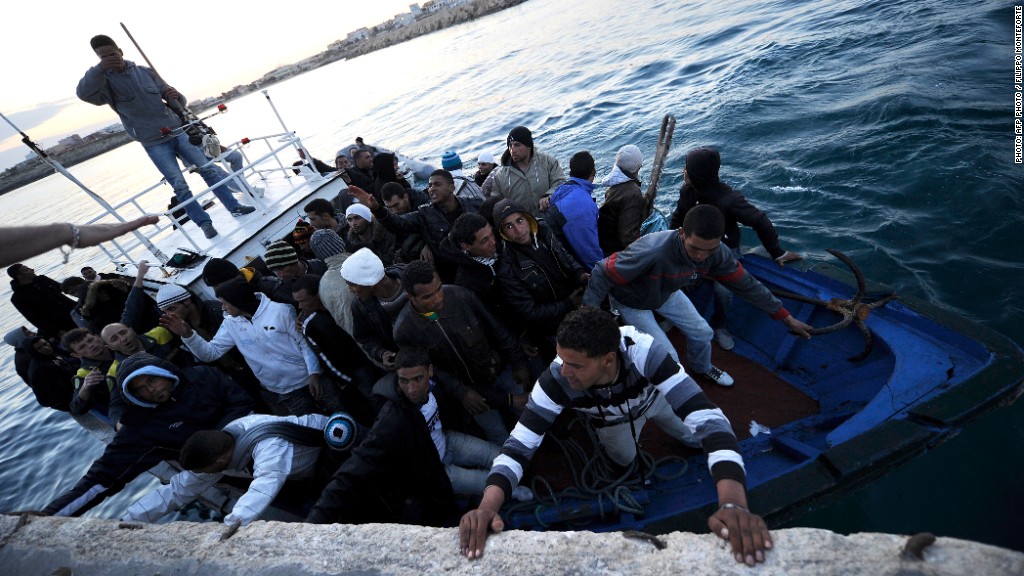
{"left": 0, "top": 131, "right": 132, "bottom": 195}
{"left": 0, "top": 0, "right": 527, "bottom": 197}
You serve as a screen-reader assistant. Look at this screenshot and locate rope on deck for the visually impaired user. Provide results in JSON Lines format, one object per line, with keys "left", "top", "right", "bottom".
{"left": 505, "top": 413, "right": 688, "bottom": 527}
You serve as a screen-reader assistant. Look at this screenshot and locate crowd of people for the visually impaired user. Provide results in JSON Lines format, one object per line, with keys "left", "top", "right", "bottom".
{"left": 5, "top": 44, "right": 811, "bottom": 565}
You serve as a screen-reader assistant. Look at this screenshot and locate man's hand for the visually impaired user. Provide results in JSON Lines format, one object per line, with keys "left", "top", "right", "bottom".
{"left": 521, "top": 340, "right": 539, "bottom": 357}
{"left": 160, "top": 311, "right": 194, "bottom": 338}
{"left": 774, "top": 251, "right": 803, "bottom": 266}
{"left": 708, "top": 505, "right": 773, "bottom": 566}
{"left": 460, "top": 389, "right": 490, "bottom": 415}
{"left": 538, "top": 196, "right": 550, "bottom": 212}
{"left": 308, "top": 374, "right": 322, "bottom": 400}
{"left": 569, "top": 286, "right": 586, "bottom": 308}
{"left": 419, "top": 244, "right": 435, "bottom": 263}
{"left": 381, "top": 350, "right": 397, "bottom": 370}
{"left": 782, "top": 316, "right": 813, "bottom": 338}
{"left": 459, "top": 486, "right": 506, "bottom": 559}
{"left": 98, "top": 50, "right": 124, "bottom": 72}
{"left": 134, "top": 260, "right": 151, "bottom": 287}
{"left": 80, "top": 370, "right": 106, "bottom": 400}
{"left": 163, "top": 87, "right": 182, "bottom": 102}
{"left": 347, "top": 185, "right": 379, "bottom": 210}
{"left": 511, "top": 393, "right": 528, "bottom": 411}
{"left": 513, "top": 364, "right": 532, "bottom": 392}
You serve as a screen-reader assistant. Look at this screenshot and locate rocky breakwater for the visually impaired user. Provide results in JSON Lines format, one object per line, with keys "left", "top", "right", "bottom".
{"left": 1, "top": 515, "right": 1021, "bottom": 576}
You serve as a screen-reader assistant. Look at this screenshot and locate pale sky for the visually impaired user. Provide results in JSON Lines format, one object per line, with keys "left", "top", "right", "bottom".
{"left": 0, "top": 0, "right": 416, "bottom": 170}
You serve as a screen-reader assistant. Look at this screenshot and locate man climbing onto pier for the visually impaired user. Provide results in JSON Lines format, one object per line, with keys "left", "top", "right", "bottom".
{"left": 459, "top": 307, "right": 772, "bottom": 565}
{"left": 77, "top": 35, "right": 255, "bottom": 239}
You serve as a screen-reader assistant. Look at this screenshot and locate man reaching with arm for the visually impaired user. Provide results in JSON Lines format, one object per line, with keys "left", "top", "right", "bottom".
{"left": 459, "top": 307, "right": 772, "bottom": 565}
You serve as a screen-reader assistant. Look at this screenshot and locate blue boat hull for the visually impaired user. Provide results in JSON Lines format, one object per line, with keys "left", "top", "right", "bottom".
{"left": 503, "top": 253, "right": 1024, "bottom": 533}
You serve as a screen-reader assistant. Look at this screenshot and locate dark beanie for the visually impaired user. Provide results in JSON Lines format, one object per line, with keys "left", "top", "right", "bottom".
{"left": 90, "top": 34, "right": 118, "bottom": 50}
{"left": 684, "top": 148, "right": 721, "bottom": 189}
{"left": 215, "top": 277, "right": 260, "bottom": 316}
{"left": 507, "top": 126, "right": 533, "bottom": 150}
{"left": 202, "top": 258, "right": 240, "bottom": 288}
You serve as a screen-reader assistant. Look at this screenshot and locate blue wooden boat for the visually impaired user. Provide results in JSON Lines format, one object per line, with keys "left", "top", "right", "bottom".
{"left": 40, "top": 97, "right": 1022, "bottom": 530}
{"left": 500, "top": 252, "right": 1024, "bottom": 533}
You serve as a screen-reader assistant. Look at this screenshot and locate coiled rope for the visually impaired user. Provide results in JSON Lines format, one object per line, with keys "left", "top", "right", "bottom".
{"left": 504, "top": 413, "right": 688, "bottom": 527}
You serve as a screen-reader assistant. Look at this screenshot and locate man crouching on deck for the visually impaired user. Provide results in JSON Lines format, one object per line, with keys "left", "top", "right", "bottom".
{"left": 459, "top": 307, "right": 772, "bottom": 565}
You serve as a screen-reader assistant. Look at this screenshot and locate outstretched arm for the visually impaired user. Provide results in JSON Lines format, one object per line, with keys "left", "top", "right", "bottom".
{"left": 0, "top": 217, "right": 159, "bottom": 268}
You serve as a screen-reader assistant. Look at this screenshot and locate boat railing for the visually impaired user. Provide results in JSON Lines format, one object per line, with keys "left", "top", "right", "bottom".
{"left": 83, "top": 130, "right": 329, "bottom": 270}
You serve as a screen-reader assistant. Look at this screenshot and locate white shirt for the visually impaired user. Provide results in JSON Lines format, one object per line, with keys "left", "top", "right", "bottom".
{"left": 122, "top": 413, "right": 327, "bottom": 526}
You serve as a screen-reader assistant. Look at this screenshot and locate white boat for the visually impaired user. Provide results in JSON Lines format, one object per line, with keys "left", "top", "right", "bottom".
{"left": 66, "top": 92, "right": 355, "bottom": 522}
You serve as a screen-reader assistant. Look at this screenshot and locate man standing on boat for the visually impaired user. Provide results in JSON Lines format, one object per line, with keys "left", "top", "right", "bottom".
{"left": 459, "top": 307, "right": 771, "bottom": 565}
{"left": 583, "top": 205, "right": 813, "bottom": 388}
{"left": 489, "top": 126, "right": 566, "bottom": 216}
{"left": 77, "top": 35, "right": 255, "bottom": 239}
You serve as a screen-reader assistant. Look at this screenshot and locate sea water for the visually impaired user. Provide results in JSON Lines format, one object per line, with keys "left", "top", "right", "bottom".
{"left": 1, "top": 0, "right": 1022, "bottom": 550}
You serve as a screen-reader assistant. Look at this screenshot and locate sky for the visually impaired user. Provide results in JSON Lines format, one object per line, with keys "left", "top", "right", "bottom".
{"left": 0, "top": 0, "right": 416, "bottom": 170}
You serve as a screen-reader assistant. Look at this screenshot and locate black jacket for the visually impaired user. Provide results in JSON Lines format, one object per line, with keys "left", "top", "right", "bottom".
{"left": 10, "top": 276, "right": 77, "bottom": 336}
{"left": 393, "top": 286, "right": 524, "bottom": 399}
{"left": 436, "top": 236, "right": 504, "bottom": 313}
{"left": 24, "top": 338, "right": 76, "bottom": 412}
{"left": 44, "top": 354, "right": 254, "bottom": 516}
{"left": 351, "top": 266, "right": 406, "bottom": 365}
{"left": 305, "top": 373, "right": 459, "bottom": 526}
{"left": 669, "top": 181, "right": 785, "bottom": 259}
{"left": 495, "top": 222, "right": 587, "bottom": 337}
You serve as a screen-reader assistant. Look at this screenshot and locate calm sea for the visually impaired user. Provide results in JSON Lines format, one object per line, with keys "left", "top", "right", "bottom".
{"left": 1, "top": 0, "right": 1022, "bottom": 550}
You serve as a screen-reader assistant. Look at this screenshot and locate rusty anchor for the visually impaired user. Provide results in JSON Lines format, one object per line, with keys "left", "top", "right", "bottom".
{"left": 772, "top": 249, "right": 897, "bottom": 362}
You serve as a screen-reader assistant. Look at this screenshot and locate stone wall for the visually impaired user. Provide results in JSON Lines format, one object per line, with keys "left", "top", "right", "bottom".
{"left": 1, "top": 515, "right": 1021, "bottom": 576}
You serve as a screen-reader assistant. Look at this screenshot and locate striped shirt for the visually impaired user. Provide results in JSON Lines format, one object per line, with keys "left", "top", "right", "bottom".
{"left": 487, "top": 326, "right": 745, "bottom": 499}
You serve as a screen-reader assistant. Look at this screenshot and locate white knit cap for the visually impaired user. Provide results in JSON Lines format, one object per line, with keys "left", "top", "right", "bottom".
{"left": 156, "top": 284, "right": 190, "bottom": 309}
{"left": 345, "top": 203, "right": 373, "bottom": 222}
{"left": 477, "top": 151, "right": 495, "bottom": 164}
{"left": 340, "top": 248, "right": 385, "bottom": 286}
{"left": 615, "top": 144, "right": 643, "bottom": 174}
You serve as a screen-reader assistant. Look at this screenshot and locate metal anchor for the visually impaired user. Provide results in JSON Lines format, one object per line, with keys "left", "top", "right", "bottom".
{"left": 772, "top": 249, "right": 897, "bottom": 362}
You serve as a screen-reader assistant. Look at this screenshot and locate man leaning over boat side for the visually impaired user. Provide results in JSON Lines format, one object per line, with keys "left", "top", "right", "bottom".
{"left": 583, "top": 205, "right": 813, "bottom": 388}
{"left": 459, "top": 307, "right": 771, "bottom": 565}
{"left": 42, "top": 352, "right": 254, "bottom": 517}
{"left": 122, "top": 412, "right": 329, "bottom": 527}
{"left": 488, "top": 126, "right": 566, "bottom": 217}
{"left": 77, "top": 34, "right": 255, "bottom": 240}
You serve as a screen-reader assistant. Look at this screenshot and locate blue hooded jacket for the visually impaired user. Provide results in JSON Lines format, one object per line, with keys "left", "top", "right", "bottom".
{"left": 548, "top": 177, "right": 603, "bottom": 269}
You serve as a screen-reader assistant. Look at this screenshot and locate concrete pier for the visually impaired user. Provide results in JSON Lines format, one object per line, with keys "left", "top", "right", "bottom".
{"left": 1, "top": 515, "right": 1021, "bottom": 575}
